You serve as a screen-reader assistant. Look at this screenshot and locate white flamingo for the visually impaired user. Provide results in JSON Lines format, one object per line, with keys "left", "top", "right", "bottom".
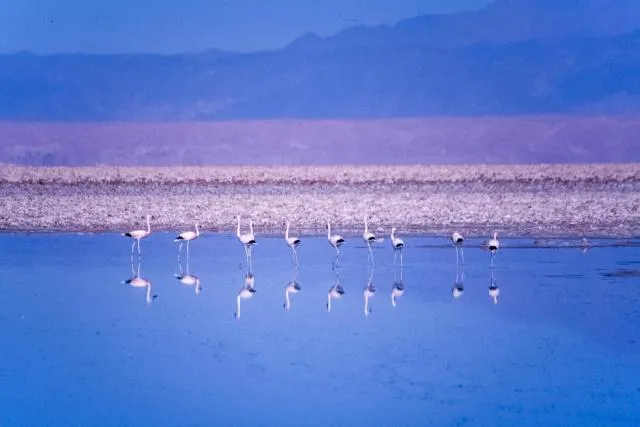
{"left": 451, "top": 231, "right": 464, "bottom": 265}
{"left": 327, "top": 222, "right": 345, "bottom": 269}
{"left": 488, "top": 231, "right": 499, "bottom": 267}
{"left": 362, "top": 216, "right": 377, "bottom": 266}
{"left": 174, "top": 223, "right": 200, "bottom": 259}
{"left": 284, "top": 221, "right": 302, "bottom": 266}
{"left": 391, "top": 227, "right": 405, "bottom": 266}
{"left": 236, "top": 216, "right": 256, "bottom": 268}
{"left": 122, "top": 261, "right": 154, "bottom": 304}
{"left": 283, "top": 280, "right": 301, "bottom": 310}
{"left": 234, "top": 285, "right": 256, "bottom": 318}
{"left": 122, "top": 215, "right": 151, "bottom": 258}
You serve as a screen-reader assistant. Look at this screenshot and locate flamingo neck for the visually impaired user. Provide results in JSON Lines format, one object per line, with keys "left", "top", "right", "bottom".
{"left": 195, "top": 223, "right": 200, "bottom": 236}
{"left": 391, "top": 294, "right": 397, "bottom": 307}
{"left": 236, "top": 295, "right": 241, "bottom": 318}
{"left": 249, "top": 221, "right": 254, "bottom": 235}
{"left": 285, "top": 222, "right": 290, "bottom": 240}
{"left": 236, "top": 217, "right": 241, "bottom": 237}
{"left": 327, "top": 293, "right": 331, "bottom": 311}
{"left": 493, "top": 232, "right": 498, "bottom": 240}
{"left": 364, "top": 294, "right": 369, "bottom": 315}
{"left": 146, "top": 284, "right": 151, "bottom": 304}
{"left": 146, "top": 216, "right": 151, "bottom": 233}
{"left": 364, "top": 216, "right": 368, "bottom": 233}
{"left": 327, "top": 223, "right": 331, "bottom": 240}
{"left": 285, "top": 289, "right": 291, "bottom": 309}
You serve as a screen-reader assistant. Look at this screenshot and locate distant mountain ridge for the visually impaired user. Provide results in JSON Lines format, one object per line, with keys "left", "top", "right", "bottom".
{"left": 2, "top": 0, "right": 640, "bottom": 120}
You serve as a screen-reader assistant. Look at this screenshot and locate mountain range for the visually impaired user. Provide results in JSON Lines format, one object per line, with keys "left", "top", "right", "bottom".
{"left": 2, "top": 0, "right": 640, "bottom": 121}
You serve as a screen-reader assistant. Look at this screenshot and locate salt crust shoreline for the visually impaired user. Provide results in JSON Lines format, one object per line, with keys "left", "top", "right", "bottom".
{"left": 0, "top": 164, "right": 638, "bottom": 237}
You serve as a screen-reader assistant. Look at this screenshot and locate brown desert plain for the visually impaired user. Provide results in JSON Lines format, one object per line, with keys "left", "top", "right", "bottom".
{"left": 0, "top": 117, "right": 638, "bottom": 235}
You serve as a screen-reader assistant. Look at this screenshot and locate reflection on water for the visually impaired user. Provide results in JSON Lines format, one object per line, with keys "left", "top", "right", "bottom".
{"left": 2, "top": 233, "right": 640, "bottom": 426}
{"left": 122, "top": 259, "right": 155, "bottom": 304}
{"left": 489, "top": 266, "right": 500, "bottom": 304}
{"left": 234, "top": 272, "right": 256, "bottom": 319}
{"left": 452, "top": 262, "right": 465, "bottom": 299}
{"left": 326, "top": 269, "right": 345, "bottom": 312}
{"left": 174, "top": 257, "right": 201, "bottom": 295}
{"left": 283, "top": 265, "right": 301, "bottom": 310}
{"left": 363, "top": 266, "right": 376, "bottom": 316}
{"left": 391, "top": 258, "right": 405, "bottom": 307}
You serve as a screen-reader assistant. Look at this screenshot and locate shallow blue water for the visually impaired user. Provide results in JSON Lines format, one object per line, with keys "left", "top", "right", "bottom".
{"left": 1, "top": 232, "right": 639, "bottom": 426}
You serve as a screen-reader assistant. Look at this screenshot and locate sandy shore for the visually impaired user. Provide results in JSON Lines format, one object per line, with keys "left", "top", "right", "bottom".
{"left": 0, "top": 164, "right": 638, "bottom": 236}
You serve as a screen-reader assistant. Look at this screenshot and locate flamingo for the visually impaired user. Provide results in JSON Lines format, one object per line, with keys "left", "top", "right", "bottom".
{"left": 234, "top": 285, "right": 256, "bottom": 318}
{"left": 488, "top": 231, "right": 499, "bottom": 267}
{"left": 122, "top": 261, "right": 155, "bottom": 304}
{"left": 283, "top": 280, "right": 301, "bottom": 310}
{"left": 327, "top": 222, "right": 345, "bottom": 269}
{"left": 122, "top": 215, "right": 151, "bottom": 258}
{"left": 174, "top": 223, "right": 200, "bottom": 259}
{"left": 236, "top": 216, "right": 256, "bottom": 268}
{"left": 451, "top": 231, "right": 464, "bottom": 265}
{"left": 391, "top": 227, "right": 404, "bottom": 266}
{"left": 284, "top": 221, "right": 302, "bottom": 266}
{"left": 362, "top": 216, "right": 377, "bottom": 266}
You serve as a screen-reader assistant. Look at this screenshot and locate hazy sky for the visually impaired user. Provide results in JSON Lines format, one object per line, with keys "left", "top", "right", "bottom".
{"left": 0, "top": 0, "right": 492, "bottom": 54}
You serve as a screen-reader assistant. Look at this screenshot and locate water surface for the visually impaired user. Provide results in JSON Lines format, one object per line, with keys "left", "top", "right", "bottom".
{"left": 1, "top": 233, "right": 639, "bottom": 426}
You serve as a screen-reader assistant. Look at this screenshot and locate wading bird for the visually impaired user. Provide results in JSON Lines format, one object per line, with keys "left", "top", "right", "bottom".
{"left": 488, "top": 232, "right": 500, "bottom": 267}
{"left": 362, "top": 216, "right": 377, "bottom": 266}
{"left": 363, "top": 277, "right": 376, "bottom": 316}
{"left": 174, "top": 259, "right": 201, "bottom": 295}
{"left": 284, "top": 221, "right": 302, "bottom": 266}
{"left": 236, "top": 216, "right": 256, "bottom": 268}
{"left": 390, "top": 227, "right": 404, "bottom": 266}
{"left": 122, "top": 215, "right": 151, "bottom": 258}
{"left": 174, "top": 223, "right": 200, "bottom": 259}
{"left": 451, "top": 231, "right": 464, "bottom": 265}
{"left": 327, "top": 222, "right": 345, "bottom": 269}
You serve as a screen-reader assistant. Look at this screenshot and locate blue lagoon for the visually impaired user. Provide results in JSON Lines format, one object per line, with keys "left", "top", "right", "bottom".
{"left": 0, "top": 232, "right": 639, "bottom": 426}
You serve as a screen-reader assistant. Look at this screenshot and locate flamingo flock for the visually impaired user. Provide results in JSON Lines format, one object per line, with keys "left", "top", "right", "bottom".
{"left": 120, "top": 214, "right": 504, "bottom": 313}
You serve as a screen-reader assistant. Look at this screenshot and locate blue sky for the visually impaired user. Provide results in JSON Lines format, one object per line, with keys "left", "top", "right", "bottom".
{"left": 0, "top": 0, "right": 492, "bottom": 54}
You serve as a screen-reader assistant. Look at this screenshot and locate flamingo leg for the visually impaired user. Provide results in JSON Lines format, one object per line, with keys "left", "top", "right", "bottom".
{"left": 460, "top": 247, "right": 465, "bottom": 265}
{"left": 178, "top": 242, "right": 183, "bottom": 260}
{"left": 186, "top": 240, "right": 190, "bottom": 258}
{"left": 137, "top": 239, "right": 141, "bottom": 256}
{"left": 293, "top": 248, "right": 298, "bottom": 267}
{"left": 393, "top": 250, "right": 397, "bottom": 266}
{"left": 130, "top": 240, "right": 135, "bottom": 258}
{"left": 400, "top": 250, "right": 403, "bottom": 269}
{"left": 368, "top": 243, "right": 374, "bottom": 267}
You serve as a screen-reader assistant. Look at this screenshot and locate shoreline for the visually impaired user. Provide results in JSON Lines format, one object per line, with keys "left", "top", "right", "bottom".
{"left": 0, "top": 164, "right": 638, "bottom": 237}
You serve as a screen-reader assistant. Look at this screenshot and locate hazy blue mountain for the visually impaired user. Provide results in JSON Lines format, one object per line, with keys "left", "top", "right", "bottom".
{"left": 2, "top": 0, "right": 640, "bottom": 120}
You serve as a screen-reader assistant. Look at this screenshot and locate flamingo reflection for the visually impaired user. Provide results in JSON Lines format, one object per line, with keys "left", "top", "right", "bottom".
{"left": 283, "top": 265, "right": 301, "bottom": 310}
{"left": 363, "top": 267, "right": 376, "bottom": 316}
{"left": 174, "top": 258, "right": 201, "bottom": 295}
{"left": 326, "top": 270, "right": 345, "bottom": 312}
{"left": 489, "top": 268, "right": 500, "bottom": 304}
{"left": 234, "top": 272, "right": 257, "bottom": 319}
{"left": 122, "top": 260, "right": 155, "bottom": 304}
{"left": 452, "top": 262, "right": 464, "bottom": 299}
{"left": 391, "top": 255, "right": 405, "bottom": 307}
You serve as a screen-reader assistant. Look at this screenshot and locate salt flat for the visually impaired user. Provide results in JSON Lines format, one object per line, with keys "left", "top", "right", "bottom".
{"left": 0, "top": 164, "right": 638, "bottom": 236}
